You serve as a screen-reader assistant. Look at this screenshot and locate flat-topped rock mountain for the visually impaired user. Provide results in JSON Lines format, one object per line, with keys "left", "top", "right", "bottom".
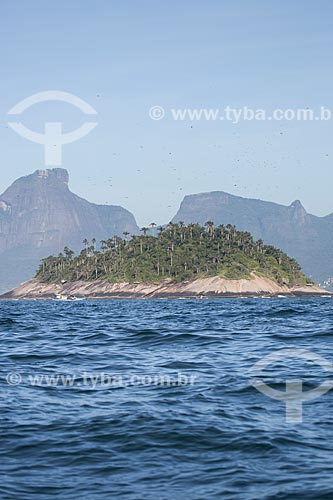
{"left": 172, "top": 191, "right": 333, "bottom": 283}
{"left": 0, "top": 168, "right": 139, "bottom": 292}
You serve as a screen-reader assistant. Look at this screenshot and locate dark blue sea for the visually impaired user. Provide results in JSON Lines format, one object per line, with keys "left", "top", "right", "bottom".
{"left": 1, "top": 298, "right": 333, "bottom": 500}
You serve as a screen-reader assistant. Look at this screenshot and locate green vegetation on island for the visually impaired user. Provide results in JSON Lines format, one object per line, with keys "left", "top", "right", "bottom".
{"left": 35, "top": 222, "right": 311, "bottom": 286}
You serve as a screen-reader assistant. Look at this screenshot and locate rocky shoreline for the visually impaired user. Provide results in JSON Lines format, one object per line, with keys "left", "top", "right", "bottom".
{"left": 0, "top": 276, "right": 330, "bottom": 300}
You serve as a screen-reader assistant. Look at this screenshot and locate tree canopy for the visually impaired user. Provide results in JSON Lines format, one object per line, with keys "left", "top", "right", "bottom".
{"left": 35, "top": 222, "right": 310, "bottom": 286}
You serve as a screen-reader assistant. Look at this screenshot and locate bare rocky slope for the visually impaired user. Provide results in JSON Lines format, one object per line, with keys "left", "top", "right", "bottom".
{"left": 1, "top": 276, "right": 328, "bottom": 300}
{"left": 0, "top": 168, "right": 139, "bottom": 292}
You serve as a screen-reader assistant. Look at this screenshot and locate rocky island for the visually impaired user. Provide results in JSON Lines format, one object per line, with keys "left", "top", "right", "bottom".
{"left": 1, "top": 223, "right": 329, "bottom": 299}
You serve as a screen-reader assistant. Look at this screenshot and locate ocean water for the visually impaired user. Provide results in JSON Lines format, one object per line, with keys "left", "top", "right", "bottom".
{"left": 1, "top": 298, "right": 333, "bottom": 500}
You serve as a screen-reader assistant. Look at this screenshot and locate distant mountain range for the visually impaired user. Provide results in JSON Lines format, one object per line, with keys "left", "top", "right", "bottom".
{"left": 0, "top": 169, "right": 332, "bottom": 293}
{"left": 172, "top": 191, "right": 333, "bottom": 283}
{"left": 0, "top": 168, "right": 138, "bottom": 292}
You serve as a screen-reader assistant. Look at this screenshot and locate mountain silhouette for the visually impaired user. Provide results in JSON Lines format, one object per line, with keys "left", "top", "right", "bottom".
{"left": 172, "top": 191, "right": 333, "bottom": 283}
{"left": 0, "top": 168, "right": 139, "bottom": 292}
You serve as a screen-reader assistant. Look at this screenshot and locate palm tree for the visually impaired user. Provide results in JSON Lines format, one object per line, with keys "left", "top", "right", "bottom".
{"left": 83, "top": 238, "right": 89, "bottom": 256}
{"left": 167, "top": 222, "right": 177, "bottom": 238}
{"left": 188, "top": 223, "right": 196, "bottom": 239}
{"left": 139, "top": 229, "right": 149, "bottom": 255}
{"left": 256, "top": 239, "right": 264, "bottom": 254}
{"left": 63, "top": 246, "right": 74, "bottom": 261}
{"left": 100, "top": 240, "right": 108, "bottom": 253}
{"left": 106, "top": 238, "right": 114, "bottom": 251}
{"left": 204, "top": 221, "right": 215, "bottom": 236}
{"left": 178, "top": 221, "right": 186, "bottom": 240}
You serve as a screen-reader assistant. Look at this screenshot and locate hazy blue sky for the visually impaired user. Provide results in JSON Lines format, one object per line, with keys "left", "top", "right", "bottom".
{"left": 1, "top": 0, "right": 332, "bottom": 226}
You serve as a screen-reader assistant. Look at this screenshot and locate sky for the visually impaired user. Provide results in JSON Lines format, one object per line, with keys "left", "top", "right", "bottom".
{"left": 0, "top": 0, "right": 332, "bottom": 227}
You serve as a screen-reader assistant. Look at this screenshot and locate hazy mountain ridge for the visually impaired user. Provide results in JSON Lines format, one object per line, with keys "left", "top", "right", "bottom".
{"left": 172, "top": 191, "right": 333, "bottom": 282}
{"left": 0, "top": 168, "right": 139, "bottom": 292}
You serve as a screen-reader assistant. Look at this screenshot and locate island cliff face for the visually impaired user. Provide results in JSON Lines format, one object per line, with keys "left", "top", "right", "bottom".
{"left": 172, "top": 191, "right": 333, "bottom": 282}
{"left": 1, "top": 276, "right": 327, "bottom": 300}
{"left": 0, "top": 168, "right": 139, "bottom": 292}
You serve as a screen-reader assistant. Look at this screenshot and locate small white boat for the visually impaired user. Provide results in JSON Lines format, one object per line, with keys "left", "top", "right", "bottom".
{"left": 53, "top": 293, "right": 68, "bottom": 301}
{"left": 53, "top": 293, "right": 85, "bottom": 301}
